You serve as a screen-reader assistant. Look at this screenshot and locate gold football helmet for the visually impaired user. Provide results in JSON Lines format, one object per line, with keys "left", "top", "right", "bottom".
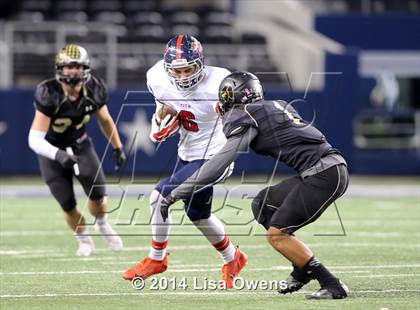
{"left": 55, "top": 44, "right": 91, "bottom": 86}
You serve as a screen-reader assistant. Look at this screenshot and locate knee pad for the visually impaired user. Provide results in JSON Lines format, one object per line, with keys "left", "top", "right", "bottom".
{"left": 46, "top": 179, "right": 77, "bottom": 212}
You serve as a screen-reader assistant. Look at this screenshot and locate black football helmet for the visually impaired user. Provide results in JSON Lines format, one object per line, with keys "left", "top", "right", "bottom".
{"left": 217, "top": 71, "right": 264, "bottom": 115}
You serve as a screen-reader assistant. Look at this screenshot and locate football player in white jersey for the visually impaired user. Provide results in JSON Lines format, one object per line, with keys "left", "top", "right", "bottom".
{"left": 122, "top": 35, "right": 247, "bottom": 288}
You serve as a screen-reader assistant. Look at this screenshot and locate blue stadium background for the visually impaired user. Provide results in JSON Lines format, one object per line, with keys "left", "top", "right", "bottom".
{"left": 0, "top": 0, "right": 419, "bottom": 176}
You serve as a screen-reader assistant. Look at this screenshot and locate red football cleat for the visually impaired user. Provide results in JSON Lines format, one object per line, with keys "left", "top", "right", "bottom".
{"left": 221, "top": 247, "right": 248, "bottom": 288}
{"left": 122, "top": 253, "right": 169, "bottom": 281}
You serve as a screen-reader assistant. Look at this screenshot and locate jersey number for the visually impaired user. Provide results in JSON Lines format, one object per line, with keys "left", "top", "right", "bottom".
{"left": 273, "top": 102, "right": 301, "bottom": 125}
{"left": 52, "top": 115, "right": 90, "bottom": 133}
{"left": 178, "top": 110, "right": 199, "bottom": 132}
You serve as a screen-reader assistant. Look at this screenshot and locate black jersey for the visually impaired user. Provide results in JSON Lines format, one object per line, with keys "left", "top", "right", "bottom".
{"left": 34, "top": 75, "right": 107, "bottom": 148}
{"left": 223, "top": 100, "right": 340, "bottom": 173}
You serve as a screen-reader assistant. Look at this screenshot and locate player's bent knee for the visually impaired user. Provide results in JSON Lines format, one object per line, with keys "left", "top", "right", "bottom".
{"left": 185, "top": 206, "right": 211, "bottom": 222}
{"left": 186, "top": 211, "right": 211, "bottom": 222}
{"left": 62, "top": 200, "right": 77, "bottom": 213}
{"left": 86, "top": 185, "right": 106, "bottom": 201}
{"left": 149, "top": 189, "right": 162, "bottom": 208}
{"left": 88, "top": 196, "right": 105, "bottom": 207}
{"left": 46, "top": 179, "right": 76, "bottom": 212}
{"left": 251, "top": 195, "right": 272, "bottom": 230}
{"left": 251, "top": 196, "right": 264, "bottom": 222}
{"left": 191, "top": 215, "right": 211, "bottom": 227}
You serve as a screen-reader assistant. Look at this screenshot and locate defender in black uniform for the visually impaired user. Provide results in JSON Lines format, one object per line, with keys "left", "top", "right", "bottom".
{"left": 28, "top": 44, "right": 126, "bottom": 256}
{"left": 157, "top": 72, "right": 350, "bottom": 299}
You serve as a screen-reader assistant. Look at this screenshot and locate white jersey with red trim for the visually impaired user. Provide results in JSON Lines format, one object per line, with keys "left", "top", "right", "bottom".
{"left": 147, "top": 60, "right": 230, "bottom": 161}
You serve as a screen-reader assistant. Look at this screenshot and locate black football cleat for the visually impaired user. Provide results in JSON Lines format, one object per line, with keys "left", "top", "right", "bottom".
{"left": 278, "top": 274, "right": 311, "bottom": 294}
{"left": 305, "top": 280, "right": 349, "bottom": 300}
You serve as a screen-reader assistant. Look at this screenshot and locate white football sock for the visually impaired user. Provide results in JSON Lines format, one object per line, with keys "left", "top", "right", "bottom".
{"left": 75, "top": 228, "right": 94, "bottom": 257}
{"left": 193, "top": 215, "right": 235, "bottom": 263}
{"left": 95, "top": 213, "right": 108, "bottom": 225}
{"left": 94, "top": 216, "right": 123, "bottom": 251}
{"left": 75, "top": 227, "right": 91, "bottom": 244}
{"left": 148, "top": 190, "right": 171, "bottom": 260}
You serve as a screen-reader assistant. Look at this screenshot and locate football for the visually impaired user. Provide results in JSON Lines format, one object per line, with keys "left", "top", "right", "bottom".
{"left": 157, "top": 105, "right": 178, "bottom": 125}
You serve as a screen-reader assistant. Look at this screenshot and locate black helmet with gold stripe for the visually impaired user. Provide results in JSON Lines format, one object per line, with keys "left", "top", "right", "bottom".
{"left": 217, "top": 71, "right": 264, "bottom": 115}
{"left": 55, "top": 44, "right": 91, "bottom": 87}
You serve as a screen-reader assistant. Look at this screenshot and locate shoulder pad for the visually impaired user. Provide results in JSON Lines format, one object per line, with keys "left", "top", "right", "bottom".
{"left": 33, "top": 79, "right": 61, "bottom": 117}
{"left": 146, "top": 61, "right": 168, "bottom": 97}
{"left": 84, "top": 75, "right": 107, "bottom": 108}
{"left": 223, "top": 106, "right": 258, "bottom": 138}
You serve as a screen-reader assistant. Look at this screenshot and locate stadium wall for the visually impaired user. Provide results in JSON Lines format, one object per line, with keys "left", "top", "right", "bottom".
{"left": 1, "top": 8, "right": 419, "bottom": 176}
{"left": 315, "top": 13, "right": 420, "bottom": 50}
{"left": 1, "top": 50, "right": 418, "bottom": 176}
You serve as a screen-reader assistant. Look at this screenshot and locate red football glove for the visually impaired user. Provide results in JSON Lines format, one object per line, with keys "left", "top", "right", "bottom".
{"left": 149, "top": 114, "right": 180, "bottom": 143}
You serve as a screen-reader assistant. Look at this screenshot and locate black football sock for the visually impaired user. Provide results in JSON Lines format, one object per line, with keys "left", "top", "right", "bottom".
{"left": 302, "top": 256, "right": 339, "bottom": 287}
{"left": 290, "top": 265, "right": 311, "bottom": 283}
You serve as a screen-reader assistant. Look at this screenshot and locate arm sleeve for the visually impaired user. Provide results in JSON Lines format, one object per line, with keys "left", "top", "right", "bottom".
{"left": 28, "top": 129, "right": 59, "bottom": 160}
{"left": 170, "top": 127, "right": 258, "bottom": 200}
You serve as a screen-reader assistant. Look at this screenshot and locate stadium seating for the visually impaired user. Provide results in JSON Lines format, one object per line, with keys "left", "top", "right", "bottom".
{"left": 54, "top": 0, "right": 87, "bottom": 14}
{"left": 3, "top": 0, "right": 292, "bottom": 87}
{"left": 20, "top": 0, "right": 51, "bottom": 13}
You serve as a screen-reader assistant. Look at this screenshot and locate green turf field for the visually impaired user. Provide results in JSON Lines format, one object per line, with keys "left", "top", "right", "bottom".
{"left": 1, "top": 189, "right": 419, "bottom": 309}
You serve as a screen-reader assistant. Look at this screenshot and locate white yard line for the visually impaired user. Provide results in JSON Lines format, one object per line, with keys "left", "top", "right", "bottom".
{"left": 1, "top": 242, "right": 418, "bottom": 259}
{"left": 1, "top": 289, "right": 420, "bottom": 299}
{"left": 331, "top": 264, "right": 420, "bottom": 269}
{"left": 0, "top": 292, "right": 270, "bottom": 298}
{"left": 0, "top": 249, "right": 60, "bottom": 255}
{"left": 50, "top": 256, "right": 134, "bottom": 262}
{"left": 353, "top": 274, "right": 420, "bottom": 278}
{"left": 0, "top": 230, "right": 67, "bottom": 237}
{"left": 0, "top": 271, "right": 121, "bottom": 275}
{"left": 2, "top": 240, "right": 419, "bottom": 255}
{"left": 1, "top": 264, "right": 419, "bottom": 276}
{"left": 2, "top": 184, "right": 419, "bottom": 198}
{"left": 2, "top": 230, "right": 419, "bottom": 238}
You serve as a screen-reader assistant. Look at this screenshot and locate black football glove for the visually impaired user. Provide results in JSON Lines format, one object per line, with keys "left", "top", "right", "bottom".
{"left": 55, "top": 149, "right": 78, "bottom": 170}
{"left": 160, "top": 195, "right": 177, "bottom": 222}
{"left": 112, "top": 147, "right": 126, "bottom": 171}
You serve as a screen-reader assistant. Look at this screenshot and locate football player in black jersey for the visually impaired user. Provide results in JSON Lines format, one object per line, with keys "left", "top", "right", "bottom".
{"left": 157, "top": 72, "right": 350, "bottom": 299}
{"left": 28, "top": 44, "right": 126, "bottom": 256}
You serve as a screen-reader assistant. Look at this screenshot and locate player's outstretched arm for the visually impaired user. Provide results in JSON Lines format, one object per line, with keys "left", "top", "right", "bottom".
{"left": 171, "top": 127, "right": 258, "bottom": 201}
